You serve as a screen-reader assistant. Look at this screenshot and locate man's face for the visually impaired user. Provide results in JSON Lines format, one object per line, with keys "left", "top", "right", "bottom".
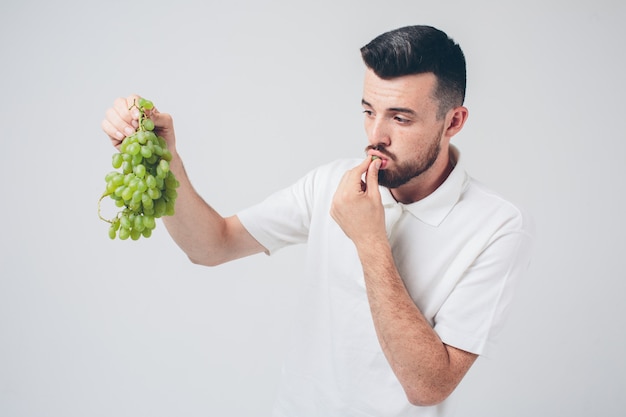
{"left": 362, "top": 69, "right": 449, "bottom": 189}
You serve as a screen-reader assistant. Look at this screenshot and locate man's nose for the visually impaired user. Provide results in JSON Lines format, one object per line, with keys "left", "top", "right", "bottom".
{"left": 368, "top": 118, "right": 391, "bottom": 147}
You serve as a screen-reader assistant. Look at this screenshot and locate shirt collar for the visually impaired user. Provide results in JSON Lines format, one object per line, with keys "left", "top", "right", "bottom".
{"left": 379, "top": 146, "right": 468, "bottom": 227}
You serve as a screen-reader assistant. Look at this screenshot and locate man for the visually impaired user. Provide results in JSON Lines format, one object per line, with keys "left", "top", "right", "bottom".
{"left": 102, "top": 25, "right": 533, "bottom": 416}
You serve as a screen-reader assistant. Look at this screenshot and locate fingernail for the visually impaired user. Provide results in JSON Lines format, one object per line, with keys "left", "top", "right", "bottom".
{"left": 131, "top": 120, "right": 139, "bottom": 128}
{"left": 124, "top": 127, "right": 135, "bottom": 135}
{"left": 131, "top": 109, "right": 140, "bottom": 118}
{"left": 115, "top": 131, "right": 124, "bottom": 140}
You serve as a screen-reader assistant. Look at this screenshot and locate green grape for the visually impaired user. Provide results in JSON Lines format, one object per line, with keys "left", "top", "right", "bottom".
{"left": 119, "top": 227, "right": 130, "bottom": 240}
{"left": 132, "top": 153, "right": 143, "bottom": 166}
{"left": 121, "top": 187, "right": 133, "bottom": 201}
{"left": 104, "top": 171, "right": 117, "bottom": 182}
{"left": 99, "top": 97, "right": 179, "bottom": 240}
{"left": 165, "top": 188, "right": 178, "bottom": 199}
{"left": 142, "top": 118, "right": 155, "bottom": 131}
{"left": 127, "top": 142, "right": 141, "bottom": 156}
{"left": 136, "top": 131, "right": 148, "bottom": 144}
{"left": 146, "top": 175, "right": 157, "bottom": 189}
{"left": 134, "top": 164, "right": 146, "bottom": 178}
{"left": 165, "top": 172, "right": 179, "bottom": 188}
{"left": 140, "top": 146, "right": 152, "bottom": 158}
{"left": 128, "top": 177, "right": 139, "bottom": 191}
{"left": 112, "top": 154, "right": 123, "bottom": 169}
{"left": 156, "top": 165, "right": 165, "bottom": 179}
{"left": 143, "top": 216, "right": 156, "bottom": 230}
{"left": 141, "top": 193, "right": 152, "bottom": 207}
{"left": 165, "top": 200, "right": 175, "bottom": 216}
{"left": 159, "top": 159, "right": 169, "bottom": 173}
{"left": 122, "top": 161, "right": 132, "bottom": 174}
{"left": 136, "top": 179, "right": 147, "bottom": 193}
{"left": 133, "top": 215, "right": 145, "bottom": 231}
{"left": 108, "top": 219, "right": 120, "bottom": 239}
{"left": 112, "top": 173, "right": 124, "bottom": 186}
{"left": 120, "top": 214, "right": 131, "bottom": 229}
{"left": 130, "top": 229, "right": 142, "bottom": 240}
{"left": 147, "top": 187, "right": 161, "bottom": 200}
{"left": 138, "top": 97, "right": 154, "bottom": 110}
{"left": 154, "top": 200, "right": 166, "bottom": 218}
{"left": 132, "top": 190, "right": 143, "bottom": 204}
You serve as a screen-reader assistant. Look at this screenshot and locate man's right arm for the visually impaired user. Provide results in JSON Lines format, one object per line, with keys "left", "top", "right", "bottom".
{"left": 161, "top": 152, "right": 266, "bottom": 265}
{"left": 101, "top": 95, "right": 266, "bottom": 266}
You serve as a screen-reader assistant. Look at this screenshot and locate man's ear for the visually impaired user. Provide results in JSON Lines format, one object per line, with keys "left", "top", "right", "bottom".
{"left": 444, "top": 106, "right": 469, "bottom": 138}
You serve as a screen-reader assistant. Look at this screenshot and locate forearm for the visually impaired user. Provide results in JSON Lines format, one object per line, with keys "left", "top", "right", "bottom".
{"left": 356, "top": 239, "right": 475, "bottom": 406}
{"left": 162, "top": 152, "right": 261, "bottom": 266}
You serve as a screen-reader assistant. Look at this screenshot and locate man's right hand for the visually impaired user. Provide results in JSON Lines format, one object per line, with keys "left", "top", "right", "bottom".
{"left": 101, "top": 94, "right": 177, "bottom": 153}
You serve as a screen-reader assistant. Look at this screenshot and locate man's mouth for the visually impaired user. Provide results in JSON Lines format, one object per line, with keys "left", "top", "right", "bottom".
{"left": 366, "top": 146, "right": 393, "bottom": 169}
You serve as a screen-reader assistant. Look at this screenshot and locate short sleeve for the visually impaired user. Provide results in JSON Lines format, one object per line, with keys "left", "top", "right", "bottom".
{"left": 434, "top": 210, "right": 534, "bottom": 357}
{"left": 237, "top": 170, "right": 315, "bottom": 255}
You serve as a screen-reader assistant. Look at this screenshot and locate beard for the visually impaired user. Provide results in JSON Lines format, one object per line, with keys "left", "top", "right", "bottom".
{"left": 369, "top": 126, "right": 444, "bottom": 189}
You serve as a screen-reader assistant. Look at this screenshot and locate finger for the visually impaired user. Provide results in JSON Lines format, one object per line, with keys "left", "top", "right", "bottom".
{"left": 104, "top": 106, "right": 136, "bottom": 138}
{"left": 346, "top": 156, "right": 372, "bottom": 182}
{"left": 101, "top": 118, "right": 122, "bottom": 142}
{"left": 357, "top": 155, "right": 373, "bottom": 172}
{"left": 112, "top": 97, "right": 134, "bottom": 122}
{"left": 352, "top": 156, "right": 377, "bottom": 192}
{"left": 366, "top": 157, "right": 381, "bottom": 189}
{"left": 367, "top": 159, "right": 381, "bottom": 185}
{"left": 145, "top": 105, "right": 159, "bottom": 118}
{"left": 147, "top": 108, "right": 171, "bottom": 129}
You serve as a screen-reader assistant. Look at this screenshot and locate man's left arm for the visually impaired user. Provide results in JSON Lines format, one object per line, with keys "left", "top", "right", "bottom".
{"left": 330, "top": 157, "right": 477, "bottom": 406}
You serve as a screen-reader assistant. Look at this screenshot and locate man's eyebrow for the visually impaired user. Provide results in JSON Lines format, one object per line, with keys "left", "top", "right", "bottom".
{"left": 388, "top": 106, "right": 417, "bottom": 116}
{"left": 361, "top": 99, "right": 417, "bottom": 116}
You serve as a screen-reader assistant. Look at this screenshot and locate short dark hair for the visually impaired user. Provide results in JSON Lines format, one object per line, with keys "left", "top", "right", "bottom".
{"left": 360, "top": 25, "right": 466, "bottom": 118}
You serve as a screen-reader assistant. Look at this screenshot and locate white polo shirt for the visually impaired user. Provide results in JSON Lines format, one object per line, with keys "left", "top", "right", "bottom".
{"left": 237, "top": 147, "right": 534, "bottom": 417}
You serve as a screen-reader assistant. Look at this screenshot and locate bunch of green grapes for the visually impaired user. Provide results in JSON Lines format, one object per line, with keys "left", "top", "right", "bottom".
{"left": 99, "top": 98, "right": 179, "bottom": 240}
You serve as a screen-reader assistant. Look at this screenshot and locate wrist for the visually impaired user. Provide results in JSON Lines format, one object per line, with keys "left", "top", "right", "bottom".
{"left": 355, "top": 235, "right": 392, "bottom": 262}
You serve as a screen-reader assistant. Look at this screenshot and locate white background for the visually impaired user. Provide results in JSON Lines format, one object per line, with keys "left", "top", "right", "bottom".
{"left": 1, "top": 0, "right": 625, "bottom": 416}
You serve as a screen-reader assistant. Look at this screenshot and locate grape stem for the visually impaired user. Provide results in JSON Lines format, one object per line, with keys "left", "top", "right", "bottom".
{"left": 97, "top": 192, "right": 114, "bottom": 224}
{"left": 129, "top": 99, "right": 147, "bottom": 133}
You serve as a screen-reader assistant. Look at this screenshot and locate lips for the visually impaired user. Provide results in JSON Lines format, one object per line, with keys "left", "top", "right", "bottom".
{"left": 367, "top": 149, "right": 385, "bottom": 159}
{"left": 367, "top": 150, "right": 389, "bottom": 169}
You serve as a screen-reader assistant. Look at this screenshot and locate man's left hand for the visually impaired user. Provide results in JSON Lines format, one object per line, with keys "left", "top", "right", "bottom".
{"left": 330, "top": 157, "right": 386, "bottom": 245}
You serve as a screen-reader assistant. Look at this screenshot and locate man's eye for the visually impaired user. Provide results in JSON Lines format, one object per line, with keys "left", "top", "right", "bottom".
{"left": 363, "top": 110, "right": 373, "bottom": 116}
{"left": 394, "top": 116, "right": 410, "bottom": 123}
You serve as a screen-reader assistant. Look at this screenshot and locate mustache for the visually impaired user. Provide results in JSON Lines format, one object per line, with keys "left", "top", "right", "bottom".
{"left": 365, "top": 144, "right": 397, "bottom": 161}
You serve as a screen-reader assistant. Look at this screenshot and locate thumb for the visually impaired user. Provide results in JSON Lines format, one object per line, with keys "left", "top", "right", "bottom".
{"left": 147, "top": 107, "right": 171, "bottom": 129}
{"left": 145, "top": 107, "right": 176, "bottom": 149}
{"left": 145, "top": 105, "right": 159, "bottom": 121}
{"left": 365, "top": 157, "right": 381, "bottom": 193}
